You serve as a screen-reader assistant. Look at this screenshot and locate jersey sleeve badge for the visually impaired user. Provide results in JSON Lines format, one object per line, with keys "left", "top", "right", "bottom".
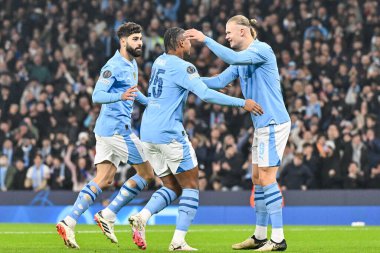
{"left": 102, "top": 70, "right": 112, "bottom": 78}
{"left": 186, "top": 65, "right": 199, "bottom": 80}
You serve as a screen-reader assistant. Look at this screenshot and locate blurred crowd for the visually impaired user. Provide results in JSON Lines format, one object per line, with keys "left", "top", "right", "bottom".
{"left": 0, "top": 0, "right": 379, "bottom": 192}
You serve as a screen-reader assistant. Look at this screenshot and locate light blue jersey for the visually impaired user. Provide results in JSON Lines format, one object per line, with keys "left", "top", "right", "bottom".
{"left": 92, "top": 50, "right": 147, "bottom": 137}
{"left": 141, "top": 53, "right": 246, "bottom": 144}
{"left": 202, "top": 37, "right": 290, "bottom": 129}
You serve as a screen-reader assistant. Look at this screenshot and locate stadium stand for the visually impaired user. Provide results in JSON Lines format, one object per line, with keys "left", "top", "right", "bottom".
{"left": 0, "top": 0, "right": 379, "bottom": 192}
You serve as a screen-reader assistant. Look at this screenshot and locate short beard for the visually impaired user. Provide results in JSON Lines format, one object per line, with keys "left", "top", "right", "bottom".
{"left": 127, "top": 44, "right": 142, "bottom": 57}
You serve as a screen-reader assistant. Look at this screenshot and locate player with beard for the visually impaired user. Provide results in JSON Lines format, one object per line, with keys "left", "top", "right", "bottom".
{"left": 56, "top": 22, "right": 155, "bottom": 249}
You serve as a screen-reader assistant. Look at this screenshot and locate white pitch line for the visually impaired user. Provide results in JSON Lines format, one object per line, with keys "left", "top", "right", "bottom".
{"left": 0, "top": 228, "right": 251, "bottom": 235}
{"left": 0, "top": 227, "right": 376, "bottom": 235}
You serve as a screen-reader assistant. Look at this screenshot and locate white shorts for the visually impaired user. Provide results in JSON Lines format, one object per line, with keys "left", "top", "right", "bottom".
{"left": 94, "top": 133, "right": 147, "bottom": 167}
{"left": 142, "top": 136, "right": 198, "bottom": 177}
{"left": 252, "top": 121, "right": 291, "bottom": 167}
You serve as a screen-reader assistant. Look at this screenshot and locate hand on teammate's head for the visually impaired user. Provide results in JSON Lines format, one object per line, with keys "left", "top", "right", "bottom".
{"left": 184, "top": 29, "right": 206, "bottom": 42}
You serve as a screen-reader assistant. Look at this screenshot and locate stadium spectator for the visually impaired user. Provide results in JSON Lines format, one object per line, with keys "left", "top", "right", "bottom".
{"left": 343, "top": 162, "right": 365, "bottom": 189}
{"left": 11, "top": 158, "right": 27, "bottom": 190}
{"left": 302, "top": 143, "right": 318, "bottom": 188}
{"left": 319, "top": 140, "right": 342, "bottom": 189}
{"left": 218, "top": 144, "right": 244, "bottom": 191}
{"left": 368, "top": 163, "right": 380, "bottom": 189}
{"left": 49, "top": 156, "right": 73, "bottom": 190}
{"left": 24, "top": 153, "right": 50, "bottom": 191}
{"left": 0, "top": 154, "right": 17, "bottom": 191}
{"left": 341, "top": 134, "right": 368, "bottom": 176}
{"left": 280, "top": 153, "right": 313, "bottom": 191}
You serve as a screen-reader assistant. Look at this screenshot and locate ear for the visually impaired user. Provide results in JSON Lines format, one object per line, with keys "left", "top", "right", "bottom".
{"left": 240, "top": 28, "right": 245, "bottom": 37}
{"left": 179, "top": 39, "right": 184, "bottom": 49}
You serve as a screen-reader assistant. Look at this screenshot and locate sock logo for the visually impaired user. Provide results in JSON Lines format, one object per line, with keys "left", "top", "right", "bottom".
{"left": 179, "top": 210, "right": 190, "bottom": 215}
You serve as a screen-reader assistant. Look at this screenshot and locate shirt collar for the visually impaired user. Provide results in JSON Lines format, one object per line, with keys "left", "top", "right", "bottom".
{"left": 115, "top": 50, "right": 135, "bottom": 67}
{"left": 249, "top": 39, "right": 259, "bottom": 47}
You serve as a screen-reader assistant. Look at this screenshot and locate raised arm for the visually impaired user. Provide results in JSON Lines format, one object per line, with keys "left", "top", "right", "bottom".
{"left": 185, "top": 29, "right": 268, "bottom": 65}
{"left": 179, "top": 68, "right": 263, "bottom": 115}
{"left": 188, "top": 77, "right": 245, "bottom": 107}
{"left": 201, "top": 65, "right": 238, "bottom": 89}
{"left": 203, "top": 37, "right": 254, "bottom": 65}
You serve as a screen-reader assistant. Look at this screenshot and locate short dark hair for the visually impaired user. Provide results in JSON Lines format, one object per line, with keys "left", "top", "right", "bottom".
{"left": 164, "top": 27, "right": 185, "bottom": 53}
{"left": 117, "top": 22, "right": 142, "bottom": 39}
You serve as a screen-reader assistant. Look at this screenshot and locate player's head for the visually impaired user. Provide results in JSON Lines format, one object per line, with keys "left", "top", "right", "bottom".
{"left": 226, "top": 15, "right": 257, "bottom": 50}
{"left": 117, "top": 22, "right": 143, "bottom": 57}
{"left": 164, "top": 27, "right": 191, "bottom": 56}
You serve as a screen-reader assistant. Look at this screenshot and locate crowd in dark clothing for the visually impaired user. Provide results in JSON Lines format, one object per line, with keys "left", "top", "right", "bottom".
{"left": 0, "top": 0, "right": 379, "bottom": 192}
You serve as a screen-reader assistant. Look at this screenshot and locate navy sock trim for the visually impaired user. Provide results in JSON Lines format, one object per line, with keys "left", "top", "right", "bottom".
{"left": 134, "top": 183, "right": 142, "bottom": 191}
{"left": 122, "top": 185, "right": 138, "bottom": 195}
{"left": 81, "top": 190, "right": 95, "bottom": 202}
{"left": 86, "top": 185, "right": 99, "bottom": 196}
{"left": 264, "top": 191, "right": 280, "bottom": 199}
{"left": 266, "top": 196, "right": 282, "bottom": 206}
{"left": 156, "top": 191, "right": 169, "bottom": 206}
{"left": 161, "top": 188, "right": 173, "bottom": 202}
{"left": 179, "top": 203, "right": 198, "bottom": 210}
{"left": 181, "top": 196, "right": 199, "bottom": 202}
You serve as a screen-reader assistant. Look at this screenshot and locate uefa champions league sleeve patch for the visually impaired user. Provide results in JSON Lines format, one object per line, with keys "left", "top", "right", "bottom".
{"left": 102, "top": 70, "right": 112, "bottom": 78}
{"left": 187, "top": 66, "right": 196, "bottom": 74}
{"left": 187, "top": 65, "right": 199, "bottom": 80}
{"left": 98, "top": 70, "right": 113, "bottom": 85}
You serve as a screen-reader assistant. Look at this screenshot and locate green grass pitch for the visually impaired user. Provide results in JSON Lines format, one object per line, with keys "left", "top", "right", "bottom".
{"left": 0, "top": 224, "right": 379, "bottom": 252}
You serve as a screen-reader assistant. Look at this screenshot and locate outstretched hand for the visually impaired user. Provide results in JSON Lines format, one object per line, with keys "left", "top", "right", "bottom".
{"left": 121, "top": 85, "right": 138, "bottom": 101}
{"left": 184, "top": 29, "right": 206, "bottom": 42}
{"left": 243, "top": 99, "right": 264, "bottom": 115}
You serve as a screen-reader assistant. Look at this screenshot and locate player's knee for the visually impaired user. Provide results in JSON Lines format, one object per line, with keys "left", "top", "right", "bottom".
{"left": 141, "top": 170, "right": 155, "bottom": 184}
{"left": 165, "top": 184, "right": 182, "bottom": 197}
{"left": 181, "top": 180, "right": 199, "bottom": 190}
{"left": 260, "top": 177, "right": 277, "bottom": 187}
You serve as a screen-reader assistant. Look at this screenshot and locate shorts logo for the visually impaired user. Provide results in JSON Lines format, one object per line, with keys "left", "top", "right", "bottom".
{"left": 102, "top": 70, "right": 112, "bottom": 78}
{"left": 258, "top": 142, "right": 265, "bottom": 160}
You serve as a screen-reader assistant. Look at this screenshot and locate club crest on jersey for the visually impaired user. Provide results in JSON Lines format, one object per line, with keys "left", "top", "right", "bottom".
{"left": 102, "top": 70, "right": 112, "bottom": 78}
{"left": 187, "top": 66, "right": 196, "bottom": 74}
